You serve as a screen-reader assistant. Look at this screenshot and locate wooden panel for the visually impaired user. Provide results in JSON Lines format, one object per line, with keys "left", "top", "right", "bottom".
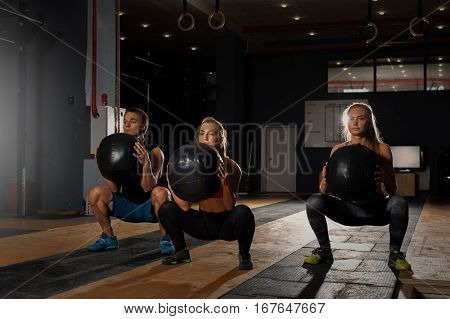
{"left": 398, "top": 278, "right": 450, "bottom": 298}
{"left": 395, "top": 173, "right": 415, "bottom": 197}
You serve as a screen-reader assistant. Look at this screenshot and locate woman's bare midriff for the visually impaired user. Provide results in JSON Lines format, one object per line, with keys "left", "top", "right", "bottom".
{"left": 199, "top": 197, "right": 228, "bottom": 213}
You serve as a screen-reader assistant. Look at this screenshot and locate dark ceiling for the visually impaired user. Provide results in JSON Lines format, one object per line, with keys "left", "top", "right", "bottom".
{"left": 118, "top": 1, "right": 450, "bottom": 113}
{"left": 119, "top": 0, "right": 450, "bottom": 58}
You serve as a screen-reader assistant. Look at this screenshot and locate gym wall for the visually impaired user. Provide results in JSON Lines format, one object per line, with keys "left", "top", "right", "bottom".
{"left": 0, "top": 0, "right": 89, "bottom": 216}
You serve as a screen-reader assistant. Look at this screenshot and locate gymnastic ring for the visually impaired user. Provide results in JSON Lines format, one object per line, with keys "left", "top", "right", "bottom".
{"left": 409, "top": 16, "right": 430, "bottom": 37}
{"left": 177, "top": 12, "right": 195, "bottom": 31}
{"left": 208, "top": 10, "right": 225, "bottom": 30}
{"left": 360, "top": 22, "right": 378, "bottom": 44}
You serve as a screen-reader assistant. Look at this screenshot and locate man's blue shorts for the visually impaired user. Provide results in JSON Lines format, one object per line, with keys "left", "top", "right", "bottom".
{"left": 110, "top": 193, "right": 158, "bottom": 223}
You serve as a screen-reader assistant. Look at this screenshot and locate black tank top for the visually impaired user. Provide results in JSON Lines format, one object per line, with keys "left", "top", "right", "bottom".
{"left": 121, "top": 143, "right": 159, "bottom": 203}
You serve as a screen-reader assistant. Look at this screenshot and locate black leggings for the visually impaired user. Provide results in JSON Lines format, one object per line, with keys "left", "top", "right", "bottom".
{"left": 158, "top": 201, "right": 255, "bottom": 254}
{"left": 306, "top": 193, "right": 409, "bottom": 252}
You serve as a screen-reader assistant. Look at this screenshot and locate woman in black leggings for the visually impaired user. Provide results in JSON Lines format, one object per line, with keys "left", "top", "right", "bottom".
{"left": 305, "top": 103, "right": 411, "bottom": 271}
{"left": 158, "top": 117, "right": 255, "bottom": 270}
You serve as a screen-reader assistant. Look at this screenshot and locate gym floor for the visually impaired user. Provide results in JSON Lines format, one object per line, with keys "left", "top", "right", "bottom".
{"left": 1, "top": 195, "right": 448, "bottom": 299}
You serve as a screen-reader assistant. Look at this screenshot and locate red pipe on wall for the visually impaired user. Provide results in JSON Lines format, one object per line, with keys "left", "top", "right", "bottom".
{"left": 91, "top": 0, "right": 98, "bottom": 118}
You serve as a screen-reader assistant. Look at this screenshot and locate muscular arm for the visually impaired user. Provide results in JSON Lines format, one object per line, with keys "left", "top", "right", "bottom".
{"left": 140, "top": 147, "right": 163, "bottom": 193}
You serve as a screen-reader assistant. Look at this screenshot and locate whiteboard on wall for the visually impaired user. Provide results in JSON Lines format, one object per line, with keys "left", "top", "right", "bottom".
{"left": 305, "top": 99, "right": 368, "bottom": 148}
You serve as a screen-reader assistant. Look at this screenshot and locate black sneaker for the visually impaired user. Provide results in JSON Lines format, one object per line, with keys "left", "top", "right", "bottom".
{"left": 239, "top": 252, "right": 253, "bottom": 270}
{"left": 162, "top": 248, "right": 192, "bottom": 265}
{"left": 304, "top": 247, "right": 334, "bottom": 265}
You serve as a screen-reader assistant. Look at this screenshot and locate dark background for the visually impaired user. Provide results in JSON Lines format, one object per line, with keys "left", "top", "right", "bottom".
{"left": 1, "top": 0, "right": 449, "bottom": 216}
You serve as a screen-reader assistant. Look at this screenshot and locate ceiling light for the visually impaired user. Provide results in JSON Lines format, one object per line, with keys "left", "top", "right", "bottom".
{"left": 162, "top": 33, "right": 172, "bottom": 38}
{"left": 439, "top": 7, "right": 446, "bottom": 12}
{"left": 372, "top": 0, "right": 378, "bottom": 2}
{"left": 439, "top": 73, "right": 443, "bottom": 77}
{"left": 141, "top": 23, "right": 150, "bottom": 28}
{"left": 437, "top": 25, "right": 445, "bottom": 30}
{"left": 438, "top": 57, "right": 443, "bottom": 61}
{"left": 208, "top": 72, "right": 214, "bottom": 75}
{"left": 336, "top": 61, "right": 341, "bottom": 65}
{"left": 348, "top": 72, "right": 352, "bottom": 75}
{"left": 438, "top": 63, "right": 443, "bottom": 67}
{"left": 401, "top": 70, "right": 405, "bottom": 73}
{"left": 280, "top": 3, "right": 289, "bottom": 8}
{"left": 399, "top": 64, "right": 403, "bottom": 68}
{"left": 120, "top": 36, "right": 126, "bottom": 40}
{"left": 403, "top": 74, "right": 407, "bottom": 77}
{"left": 352, "top": 76, "right": 356, "bottom": 79}
{"left": 377, "top": 10, "right": 386, "bottom": 16}
{"left": 118, "top": 11, "right": 125, "bottom": 16}
{"left": 308, "top": 31, "right": 316, "bottom": 36}
{"left": 343, "top": 67, "right": 348, "bottom": 71}
{"left": 396, "top": 59, "right": 402, "bottom": 63}
{"left": 439, "top": 69, "right": 443, "bottom": 72}
{"left": 189, "top": 46, "right": 198, "bottom": 51}
{"left": 293, "top": 16, "right": 301, "bottom": 21}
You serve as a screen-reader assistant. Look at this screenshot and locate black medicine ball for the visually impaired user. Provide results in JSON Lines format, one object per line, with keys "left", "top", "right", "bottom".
{"left": 326, "top": 144, "right": 378, "bottom": 201}
{"left": 96, "top": 133, "right": 139, "bottom": 183}
{"left": 168, "top": 143, "right": 222, "bottom": 202}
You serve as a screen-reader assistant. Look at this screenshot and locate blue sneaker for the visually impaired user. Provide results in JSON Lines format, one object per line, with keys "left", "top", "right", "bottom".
{"left": 87, "top": 233, "right": 119, "bottom": 252}
{"left": 160, "top": 236, "right": 175, "bottom": 254}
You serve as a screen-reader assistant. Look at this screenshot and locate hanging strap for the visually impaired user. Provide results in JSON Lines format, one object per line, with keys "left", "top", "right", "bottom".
{"left": 409, "top": 0, "right": 430, "bottom": 38}
{"left": 215, "top": 0, "right": 220, "bottom": 12}
{"left": 208, "top": 0, "right": 225, "bottom": 30}
{"left": 359, "top": 0, "right": 378, "bottom": 44}
{"left": 177, "top": 0, "right": 195, "bottom": 31}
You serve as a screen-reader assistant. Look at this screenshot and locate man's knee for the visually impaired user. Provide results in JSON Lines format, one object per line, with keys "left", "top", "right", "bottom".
{"left": 88, "top": 186, "right": 111, "bottom": 205}
{"left": 151, "top": 186, "right": 170, "bottom": 205}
